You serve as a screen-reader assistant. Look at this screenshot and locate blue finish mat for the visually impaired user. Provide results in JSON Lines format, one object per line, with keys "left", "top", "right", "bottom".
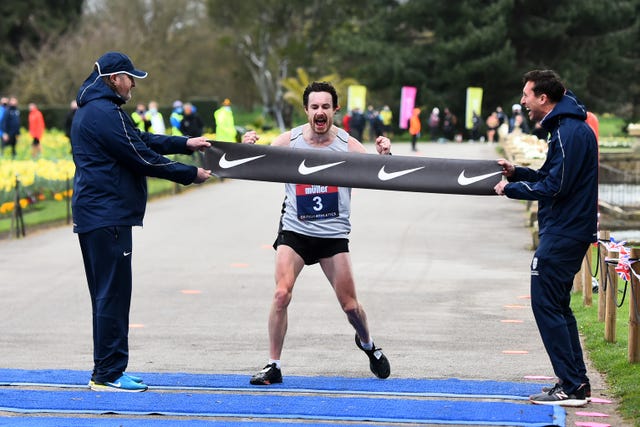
{"left": 0, "top": 369, "right": 544, "bottom": 399}
{"left": 0, "top": 417, "right": 376, "bottom": 427}
{"left": 0, "top": 388, "right": 564, "bottom": 426}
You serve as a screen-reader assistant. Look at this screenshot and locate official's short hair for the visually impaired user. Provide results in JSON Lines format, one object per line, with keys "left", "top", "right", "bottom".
{"left": 303, "top": 81, "right": 338, "bottom": 109}
{"left": 523, "top": 70, "right": 565, "bottom": 103}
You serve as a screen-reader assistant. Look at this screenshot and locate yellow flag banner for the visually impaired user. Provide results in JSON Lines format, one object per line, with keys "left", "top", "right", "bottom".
{"left": 465, "top": 87, "right": 483, "bottom": 129}
{"left": 347, "top": 85, "right": 367, "bottom": 112}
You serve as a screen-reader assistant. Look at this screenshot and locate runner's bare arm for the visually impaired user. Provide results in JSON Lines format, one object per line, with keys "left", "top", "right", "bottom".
{"left": 242, "top": 130, "right": 291, "bottom": 147}
{"left": 347, "top": 135, "right": 391, "bottom": 155}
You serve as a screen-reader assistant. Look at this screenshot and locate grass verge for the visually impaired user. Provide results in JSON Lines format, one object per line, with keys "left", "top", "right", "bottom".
{"left": 572, "top": 289, "right": 640, "bottom": 426}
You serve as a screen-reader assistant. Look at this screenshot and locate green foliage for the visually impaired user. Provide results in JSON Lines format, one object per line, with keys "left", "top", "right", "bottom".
{"left": 327, "top": 0, "right": 640, "bottom": 121}
{"left": 599, "top": 114, "right": 631, "bottom": 139}
{"left": 280, "top": 68, "right": 360, "bottom": 110}
{"left": 0, "top": 0, "right": 83, "bottom": 96}
{"left": 2, "top": 0, "right": 640, "bottom": 124}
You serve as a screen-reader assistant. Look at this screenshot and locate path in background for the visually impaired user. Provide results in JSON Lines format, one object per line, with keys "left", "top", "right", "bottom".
{"left": 0, "top": 141, "right": 629, "bottom": 426}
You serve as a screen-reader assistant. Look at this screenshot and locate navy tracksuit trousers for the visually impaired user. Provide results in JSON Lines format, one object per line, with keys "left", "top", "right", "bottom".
{"left": 530, "top": 234, "right": 590, "bottom": 394}
{"left": 78, "top": 226, "right": 133, "bottom": 383}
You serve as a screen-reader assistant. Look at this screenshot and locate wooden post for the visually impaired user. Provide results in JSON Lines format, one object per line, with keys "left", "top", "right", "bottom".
{"left": 583, "top": 245, "right": 593, "bottom": 306}
{"left": 573, "top": 266, "right": 582, "bottom": 293}
{"left": 598, "top": 231, "right": 610, "bottom": 322}
{"left": 629, "top": 248, "right": 640, "bottom": 363}
{"left": 604, "top": 248, "right": 619, "bottom": 343}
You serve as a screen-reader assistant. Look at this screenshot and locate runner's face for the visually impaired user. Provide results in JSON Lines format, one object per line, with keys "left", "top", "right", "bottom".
{"left": 305, "top": 91, "right": 336, "bottom": 134}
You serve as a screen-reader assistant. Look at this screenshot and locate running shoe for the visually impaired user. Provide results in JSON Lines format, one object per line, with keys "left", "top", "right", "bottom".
{"left": 355, "top": 334, "right": 391, "bottom": 379}
{"left": 88, "top": 372, "right": 143, "bottom": 388}
{"left": 89, "top": 374, "right": 148, "bottom": 392}
{"left": 542, "top": 382, "right": 591, "bottom": 400}
{"left": 250, "top": 363, "right": 283, "bottom": 385}
{"left": 123, "top": 373, "right": 144, "bottom": 383}
{"left": 530, "top": 383, "right": 588, "bottom": 407}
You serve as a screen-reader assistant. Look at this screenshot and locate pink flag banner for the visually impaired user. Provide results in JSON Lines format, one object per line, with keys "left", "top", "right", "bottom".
{"left": 399, "top": 86, "right": 417, "bottom": 129}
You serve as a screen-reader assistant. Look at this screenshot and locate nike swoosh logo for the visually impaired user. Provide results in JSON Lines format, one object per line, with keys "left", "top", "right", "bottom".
{"left": 457, "top": 170, "right": 502, "bottom": 186}
{"left": 111, "top": 382, "right": 122, "bottom": 387}
{"left": 298, "top": 160, "right": 345, "bottom": 175}
{"left": 219, "top": 153, "right": 266, "bottom": 169}
{"left": 377, "top": 166, "right": 425, "bottom": 181}
{"left": 123, "top": 251, "right": 132, "bottom": 257}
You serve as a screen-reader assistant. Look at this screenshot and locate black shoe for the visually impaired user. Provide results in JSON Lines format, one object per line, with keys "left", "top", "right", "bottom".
{"left": 250, "top": 363, "right": 283, "bottom": 385}
{"left": 355, "top": 334, "right": 390, "bottom": 379}
{"left": 530, "top": 384, "right": 588, "bottom": 407}
{"left": 542, "top": 382, "right": 591, "bottom": 400}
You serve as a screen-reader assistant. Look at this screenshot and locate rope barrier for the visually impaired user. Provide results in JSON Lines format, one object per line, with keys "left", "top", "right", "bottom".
{"left": 585, "top": 240, "right": 604, "bottom": 278}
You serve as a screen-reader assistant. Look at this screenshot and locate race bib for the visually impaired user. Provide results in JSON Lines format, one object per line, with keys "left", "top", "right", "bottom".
{"left": 296, "top": 184, "right": 339, "bottom": 221}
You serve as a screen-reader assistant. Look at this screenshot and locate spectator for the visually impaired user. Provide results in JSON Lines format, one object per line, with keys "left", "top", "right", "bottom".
{"left": 1, "top": 97, "right": 20, "bottom": 159}
{"left": 342, "top": 110, "right": 351, "bottom": 133}
{"left": 409, "top": 107, "right": 421, "bottom": 152}
{"left": 371, "top": 109, "right": 384, "bottom": 138}
{"left": 146, "top": 101, "right": 166, "bottom": 135}
{"left": 366, "top": 104, "right": 377, "bottom": 141}
{"left": 213, "top": 98, "right": 237, "bottom": 142}
{"left": 349, "top": 107, "right": 365, "bottom": 142}
{"left": 180, "top": 102, "right": 204, "bottom": 137}
{"left": 428, "top": 107, "right": 440, "bottom": 141}
{"left": 170, "top": 100, "right": 183, "bottom": 136}
{"left": 379, "top": 105, "right": 393, "bottom": 136}
{"left": 496, "top": 106, "right": 507, "bottom": 126}
{"left": 585, "top": 111, "right": 599, "bottom": 140}
{"left": 131, "top": 103, "right": 149, "bottom": 132}
{"left": 486, "top": 111, "right": 500, "bottom": 143}
{"left": 509, "top": 103, "right": 530, "bottom": 134}
{"left": 470, "top": 111, "right": 481, "bottom": 142}
{"left": 0, "top": 97, "right": 8, "bottom": 137}
{"left": 442, "top": 107, "right": 457, "bottom": 141}
{"left": 28, "top": 102, "right": 45, "bottom": 159}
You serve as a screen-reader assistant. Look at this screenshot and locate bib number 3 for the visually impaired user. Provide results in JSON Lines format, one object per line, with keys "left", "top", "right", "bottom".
{"left": 296, "top": 184, "right": 339, "bottom": 221}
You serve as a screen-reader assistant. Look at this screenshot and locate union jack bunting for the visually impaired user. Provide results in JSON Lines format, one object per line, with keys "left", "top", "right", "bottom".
{"left": 606, "top": 237, "right": 627, "bottom": 251}
{"left": 615, "top": 245, "right": 631, "bottom": 282}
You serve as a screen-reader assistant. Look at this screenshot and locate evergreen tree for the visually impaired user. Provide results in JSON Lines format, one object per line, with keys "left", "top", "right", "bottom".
{"left": 0, "top": 0, "right": 83, "bottom": 94}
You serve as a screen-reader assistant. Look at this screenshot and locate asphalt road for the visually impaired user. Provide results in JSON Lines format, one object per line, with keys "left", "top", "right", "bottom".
{"left": 0, "top": 141, "right": 629, "bottom": 426}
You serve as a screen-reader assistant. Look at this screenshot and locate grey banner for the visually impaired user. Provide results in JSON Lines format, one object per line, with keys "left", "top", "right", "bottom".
{"left": 203, "top": 141, "right": 502, "bottom": 195}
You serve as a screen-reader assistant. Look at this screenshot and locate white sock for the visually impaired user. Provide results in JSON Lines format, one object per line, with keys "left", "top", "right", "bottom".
{"left": 268, "top": 359, "right": 281, "bottom": 369}
{"left": 360, "top": 338, "right": 373, "bottom": 350}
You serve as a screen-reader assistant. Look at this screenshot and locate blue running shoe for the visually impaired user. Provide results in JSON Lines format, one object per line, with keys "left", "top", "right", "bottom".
{"left": 89, "top": 374, "right": 148, "bottom": 392}
{"left": 124, "top": 373, "right": 144, "bottom": 383}
{"left": 89, "top": 373, "right": 143, "bottom": 387}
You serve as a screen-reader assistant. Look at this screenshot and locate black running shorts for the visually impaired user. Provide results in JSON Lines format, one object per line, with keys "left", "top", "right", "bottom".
{"left": 273, "top": 230, "right": 349, "bottom": 265}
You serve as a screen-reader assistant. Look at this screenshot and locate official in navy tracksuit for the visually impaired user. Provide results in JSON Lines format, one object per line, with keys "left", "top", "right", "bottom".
{"left": 495, "top": 70, "right": 598, "bottom": 407}
{"left": 71, "top": 52, "right": 212, "bottom": 392}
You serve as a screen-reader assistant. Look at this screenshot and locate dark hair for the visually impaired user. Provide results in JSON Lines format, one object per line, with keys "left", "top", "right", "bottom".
{"left": 303, "top": 81, "right": 338, "bottom": 109}
{"left": 522, "top": 70, "right": 565, "bottom": 103}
